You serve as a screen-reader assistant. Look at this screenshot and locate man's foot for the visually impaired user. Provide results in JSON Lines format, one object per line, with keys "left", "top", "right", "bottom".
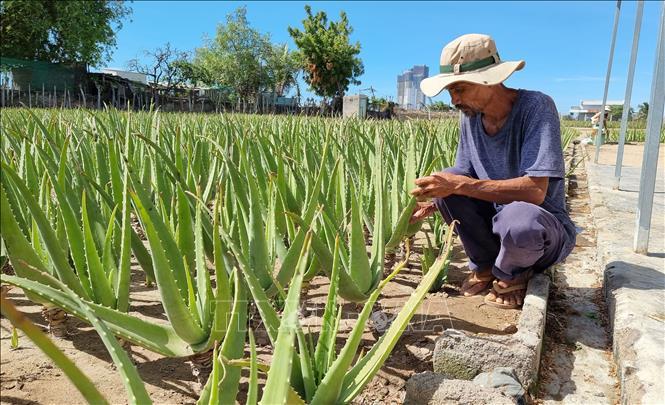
{"left": 460, "top": 269, "right": 494, "bottom": 297}
{"left": 484, "top": 271, "right": 533, "bottom": 309}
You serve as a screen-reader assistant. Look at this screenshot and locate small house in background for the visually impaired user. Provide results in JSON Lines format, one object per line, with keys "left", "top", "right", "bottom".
{"left": 100, "top": 68, "right": 148, "bottom": 85}
{"left": 343, "top": 94, "right": 368, "bottom": 118}
{"left": 568, "top": 99, "right": 624, "bottom": 121}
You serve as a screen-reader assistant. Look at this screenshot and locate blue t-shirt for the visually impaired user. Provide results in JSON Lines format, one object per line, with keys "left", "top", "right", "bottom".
{"left": 453, "top": 89, "right": 576, "bottom": 252}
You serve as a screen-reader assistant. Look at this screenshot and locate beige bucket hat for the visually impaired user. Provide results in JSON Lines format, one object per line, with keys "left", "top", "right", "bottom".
{"left": 420, "top": 33, "right": 525, "bottom": 97}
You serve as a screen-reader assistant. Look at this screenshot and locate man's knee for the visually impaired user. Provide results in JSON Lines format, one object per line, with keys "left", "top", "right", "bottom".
{"left": 493, "top": 202, "right": 546, "bottom": 247}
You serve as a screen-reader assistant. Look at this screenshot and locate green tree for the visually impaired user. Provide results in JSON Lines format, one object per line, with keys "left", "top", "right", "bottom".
{"left": 194, "top": 7, "right": 266, "bottom": 104}
{"left": 127, "top": 43, "right": 191, "bottom": 91}
{"left": 369, "top": 96, "right": 389, "bottom": 108}
{"left": 190, "top": 7, "right": 299, "bottom": 108}
{"left": 0, "top": 0, "right": 131, "bottom": 67}
{"left": 288, "top": 5, "right": 364, "bottom": 114}
{"left": 608, "top": 105, "right": 634, "bottom": 122}
{"left": 263, "top": 44, "right": 301, "bottom": 97}
{"left": 637, "top": 102, "right": 649, "bottom": 120}
{"left": 429, "top": 101, "right": 452, "bottom": 112}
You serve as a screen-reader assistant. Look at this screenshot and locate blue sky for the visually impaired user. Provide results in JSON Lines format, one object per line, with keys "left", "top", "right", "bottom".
{"left": 107, "top": 1, "right": 662, "bottom": 114}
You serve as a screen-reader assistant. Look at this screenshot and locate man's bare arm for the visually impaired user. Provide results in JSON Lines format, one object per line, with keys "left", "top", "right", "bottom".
{"left": 457, "top": 176, "right": 548, "bottom": 205}
{"left": 410, "top": 171, "right": 548, "bottom": 205}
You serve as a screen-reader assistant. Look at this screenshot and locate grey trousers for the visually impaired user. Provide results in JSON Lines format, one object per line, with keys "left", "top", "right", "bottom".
{"left": 433, "top": 176, "right": 571, "bottom": 281}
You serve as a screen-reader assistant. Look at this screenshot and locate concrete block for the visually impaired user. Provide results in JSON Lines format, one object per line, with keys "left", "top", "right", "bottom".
{"left": 404, "top": 372, "right": 514, "bottom": 405}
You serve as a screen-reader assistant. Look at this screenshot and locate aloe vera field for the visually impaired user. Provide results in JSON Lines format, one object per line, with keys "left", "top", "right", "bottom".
{"left": 0, "top": 108, "right": 537, "bottom": 404}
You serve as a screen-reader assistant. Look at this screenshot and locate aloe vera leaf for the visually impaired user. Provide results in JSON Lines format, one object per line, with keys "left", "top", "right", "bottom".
{"left": 247, "top": 329, "right": 259, "bottom": 405}
{"left": 217, "top": 270, "right": 248, "bottom": 404}
{"left": 1, "top": 162, "right": 87, "bottom": 298}
{"left": 80, "top": 175, "right": 155, "bottom": 282}
{"left": 260, "top": 236, "right": 309, "bottom": 405}
{"left": 349, "top": 185, "right": 372, "bottom": 294}
{"left": 247, "top": 143, "right": 269, "bottom": 203}
{"left": 311, "top": 239, "right": 409, "bottom": 404}
{"left": 225, "top": 159, "right": 251, "bottom": 255}
{"left": 246, "top": 186, "right": 272, "bottom": 291}
{"left": 182, "top": 254, "right": 202, "bottom": 327}
{"left": 130, "top": 190, "right": 206, "bottom": 345}
{"left": 390, "top": 156, "right": 401, "bottom": 230}
{"left": 174, "top": 127, "right": 185, "bottom": 180}
{"left": 101, "top": 206, "right": 119, "bottom": 290}
{"left": 339, "top": 228, "right": 455, "bottom": 402}
{"left": 196, "top": 343, "right": 220, "bottom": 405}
{"left": 192, "top": 201, "right": 232, "bottom": 351}
{"left": 94, "top": 142, "right": 110, "bottom": 194}
{"left": 385, "top": 196, "right": 418, "bottom": 251}
{"left": 1, "top": 188, "right": 64, "bottom": 300}
{"left": 236, "top": 147, "right": 273, "bottom": 291}
{"left": 1, "top": 171, "right": 29, "bottom": 236}
{"left": 276, "top": 157, "right": 298, "bottom": 214}
{"left": 115, "top": 170, "right": 132, "bottom": 313}
{"left": 217, "top": 226, "right": 280, "bottom": 343}
{"left": 202, "top": 157, "right": 218, "bottom": 203}
{"left": 303, "top": 254, "right": 321, "bottom": 281}
{"left": 370, "top": 135, "right": 385, "bottom": 267}
{"left": 176, "top": 185, "right": 196, "bottom": 273}
{"left": 309, "top": 287, "right": 384, "bottom": 404}
{"left": 295, "top": 326, "right": 316, "bottom": 402}
{"left": 133, "top": 132, "right": 181, "bottom": 183}
{"left": 108, "top": 141, "right": 124, "bottom": 205}
{"left": 82, "top": 192, "right": 116, "bottom": 308}
{"left": 272, "top": 180, "right": 289, "bottom": 240}
{"left": 225, "top": 156, "right": 250, "bottom": 215}
{"left": 405, "top": 131, "right": 417, "bottom": 197}
{"left": 1, "top": 272, "right": 192, "bottom": 357}
{"left": 69, "top": 290, "right": 153, "bottom": 404}
{"left": 128, "top": 168, "right": 189, "bottom": 299}
{"left": 30, "top": 217, "right": 48, "bottom": 271}
{"left": 194, "top": 205, "right": 213, "bottom": 332}
{"left": 270, "top": 150, "right": 326, "bottom": 292}
{"left": 314, "top": 236, "right": 341, "bottom": 382}
{"left": 321, "top": 157, "right": 338, "bottom": 218}
{"left": 0, "top": 296, "right": 110, "bottom": 405}
{"left": 289, "top": 214, "right": 368, "bottom": 303}
{"left": 327, "top": 308, "right": 342, "bottom": 370}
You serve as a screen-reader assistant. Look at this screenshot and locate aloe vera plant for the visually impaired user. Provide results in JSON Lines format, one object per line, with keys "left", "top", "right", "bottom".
{"left": 1, "top": 182, "right": 236, "bottom": 358}
{"left": 221, "top": 216, "right": 456, "bottom": 403}
{"left": 1, "top": 278, "right": 151, "bottom": 405}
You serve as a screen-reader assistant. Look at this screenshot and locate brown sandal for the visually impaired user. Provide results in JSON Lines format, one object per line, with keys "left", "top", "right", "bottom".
{"left": 484, "top": 280, "right": 527, "bottom": 309}
{"left": 460, "top": 272, "right": 494, "bottom": 297}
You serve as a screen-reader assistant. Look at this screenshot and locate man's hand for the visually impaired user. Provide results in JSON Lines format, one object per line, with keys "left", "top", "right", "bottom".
{"left": 409, "top": 201, "right": 437, "bottom": 224}
{"left": 410, "top": 171, "right": 465, "bottom": 199}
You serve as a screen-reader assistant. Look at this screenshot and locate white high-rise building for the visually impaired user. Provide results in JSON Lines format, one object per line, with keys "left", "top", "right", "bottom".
{"left": 397, "top": 65, "right": 429, "bottom": 110}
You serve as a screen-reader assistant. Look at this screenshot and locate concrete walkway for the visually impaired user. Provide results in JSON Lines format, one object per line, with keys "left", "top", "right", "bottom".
{"left": 538, "top": 142, "right": 619, "bottom": 404}
{"left": 585, "top": 144, "right": 665, "bottom": 404}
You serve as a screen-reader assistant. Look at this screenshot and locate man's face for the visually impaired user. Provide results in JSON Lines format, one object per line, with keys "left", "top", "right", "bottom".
{"left": 446, "top": 82, "right": 487, "bottom": 117}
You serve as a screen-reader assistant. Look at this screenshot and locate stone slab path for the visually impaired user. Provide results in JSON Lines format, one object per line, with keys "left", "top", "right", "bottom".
{"left": 586, "top": 143, "right": 665, "bottom": 404}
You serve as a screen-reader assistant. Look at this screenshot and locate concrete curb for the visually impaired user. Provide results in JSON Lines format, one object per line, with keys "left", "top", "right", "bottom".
{"left": 404, "top": 273, "right": 550, "bottom": 404}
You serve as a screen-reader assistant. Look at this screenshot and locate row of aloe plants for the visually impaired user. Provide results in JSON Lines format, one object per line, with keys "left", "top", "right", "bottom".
{"left": 0, "top": 108, "right": 459, "bottom": 403}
